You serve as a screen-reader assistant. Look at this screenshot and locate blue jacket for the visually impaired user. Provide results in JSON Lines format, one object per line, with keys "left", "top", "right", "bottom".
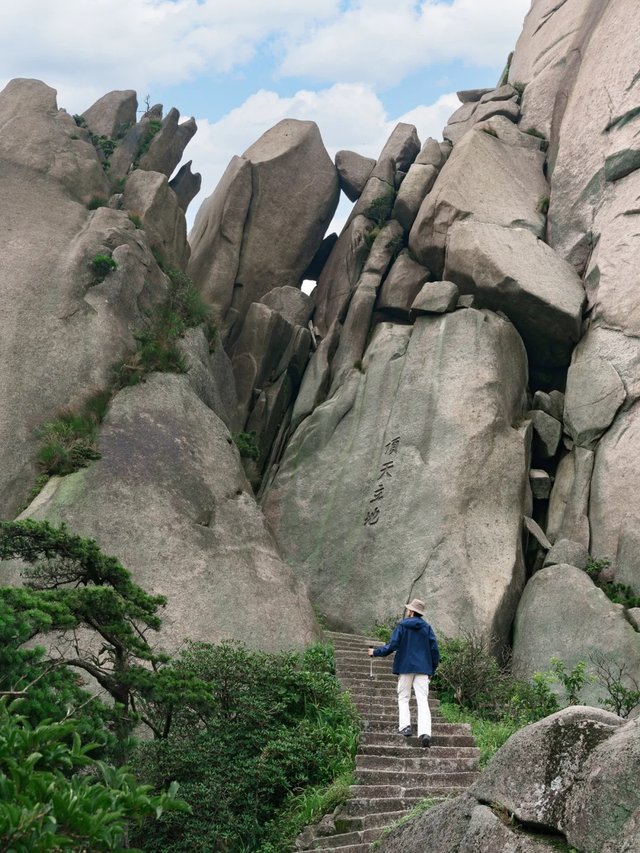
{"left": 373, "top": 616, "right": 440, "bottom": 675}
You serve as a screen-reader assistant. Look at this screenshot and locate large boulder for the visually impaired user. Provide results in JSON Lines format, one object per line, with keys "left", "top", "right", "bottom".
{"left": 82, "top": 90, "right": 137, "bottom": 140}
{"left": 335, "top": 150, "right": 375, "bottom": 201}
{"left": 444, "top": 220, "right": 585, "bottom": 367}
{"left": 409, "top": 129, "right": 547, "bottom": 277}
{"left": 189, "top": 119, "right": 339, "bottom": 323}
{"left": 0, "top": 78, "right": 108, "bottom": 202}
{"left": 377, "top": 707, "right": 631, "bottom": 853}
{"left": 0, "top": 158, "right": 166, "bottom": 518}
{"left": 122, "top": 169, "right": 190, "bottom": 269}
{"left": 263, "top": 308, "right": 529, "bottom": 642}
{"left": 513, "top": 564, "right": 640, "bottom": 706}
{"left": 564, "top": 352, "right": 626, "bottom": 448}
{"left": 590, "top": 408, "right": 640, "bottom": 588}
{"left": 10, "top": 373, "right": 319, "bottom": 652}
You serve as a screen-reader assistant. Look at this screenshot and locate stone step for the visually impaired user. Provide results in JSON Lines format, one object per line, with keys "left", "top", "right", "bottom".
{"left": 356, "top": 768, "right": 479, "bottom": 787}
{"left": 350, "top": 695, "right": 440, "bottom": 709}
{"left": 358, "top": 744, "right": 480, "bottom": 759}
{"left": 356, "top": 754, "right": 479, "bottom": 773}
{"left": 310, "top": 844, "right": 370, "bottom": 853}
{"left": 363, "top": 718, "right": 461, "bottom": 734}
{"left": 304, "top": 826, "right": 386, "bottom": 850}
{"left": 334, "top": 809, "right": 408, "bottom": 832}
{"left": 361, "top": 730, "right": 476, "bottom": 747}
{"left": 349, "top": 785, "right": 460, "bottom": 800}
{"left": 343, "top": 794, "right": 457, "bottom": 816}
{"left": 337, "top": 668, "right": 398, "bottom": 681}
{"left": 325, "top": 631, "right": 380, "bottom": 644}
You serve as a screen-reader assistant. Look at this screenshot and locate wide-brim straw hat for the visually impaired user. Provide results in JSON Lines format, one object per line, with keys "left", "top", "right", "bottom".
{"left": 406, "top": 598, "right": 425, "bottom": 615}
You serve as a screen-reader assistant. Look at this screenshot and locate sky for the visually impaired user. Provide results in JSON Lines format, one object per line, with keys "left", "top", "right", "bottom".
{"left": 0, "top": 0, "right": 531, "bottom": 230}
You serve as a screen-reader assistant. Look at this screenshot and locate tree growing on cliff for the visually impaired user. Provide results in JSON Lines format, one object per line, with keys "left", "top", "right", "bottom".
{"left": 0, "top": 520, "right": 208, "bottom": 744}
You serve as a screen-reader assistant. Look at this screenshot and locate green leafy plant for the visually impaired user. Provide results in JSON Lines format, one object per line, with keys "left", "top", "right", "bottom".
{"left": 233, "top": 430, "right": 260, "bottom": 460}
{"left": 538, "top": 196, "right": 550, "bottom": 215}
{"left": 0, "top": 701, "right": 187, "bottom": 852}
{"left": 364, "top": 224, "right": 381, "bottom": 249}
{"left": 549, "top": 657, "right": 594, "bottom": 706}
{"left": 583, "top": 557, "right": 640, "bottom": 608}
{"left": 90, "top": 252, "right": 117, "bottom": 283}
{"left": 128, "top": 213, "right": 143, "bottom": 229}
{"left": 116, "top": 261, "right": 215, "bottom": 385}
{"left": 590, "top": 652, "right": 640, "bottom": 718}
{"left": 363, "top": 189, "right": 395, "bottom": 227}
{"left": 131, "top": 641, "right": 359, "bottom": 852}
{"left": 87, "top": 195, "right": 108, "bottom": 210}
{"left": 73, "top": 114, "right": 87, "bottom": 128}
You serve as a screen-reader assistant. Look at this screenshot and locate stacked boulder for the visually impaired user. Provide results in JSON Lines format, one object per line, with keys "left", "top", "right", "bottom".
{"left": 188, "top": 119, "right": 339, "bottom": 477}
{"left": 0, "top": 80, "right": 319, "bottom": 653}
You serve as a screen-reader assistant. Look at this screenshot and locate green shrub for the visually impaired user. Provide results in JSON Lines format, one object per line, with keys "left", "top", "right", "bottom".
{"left": 90, "top": 252, "right": 117, "bottom": 283}
{"left": 386, "top": 233, "right": 405, "bottom": 260}
{"left": 115, "top": 263, "right": 215, "bottom": 385}
{"left": 364, "top": 224, "right": 381, "bottom": 248}
{"left": 36, "top": 414, "right": 101, "bottom": 475}
{"left": 583, "top": 557, "right": 640, "bottom": 608}
{"left": 128, "top": 213, "right": 143, "bottom": 228}
{"left": 0, "top": 701, "right": 187, "bottom": 852}
{"left": 87, "top": 195, "right": 108, "bottom": 210}
{"left": 34, "top": 388, "right": 112, "bottom": 476}
{"left": 438, "top": 700, "right": 520, "bottom": 767}
{"left": 538, "top": 196, "right": 550, "bottom": 215}
{"left": 590, "top": 651, "right": 640, "bottom": 718}
{"left": 233, "top": 430, "right": 260, "bottom": 460}
{"left": 73, "top": 114, "right": 87, "bottom": 128}
{"left": 131, "top": 641, "right": 359, "bottom": 852}
{"left": 364, "top": 190, "right": 395, "bottom": 227}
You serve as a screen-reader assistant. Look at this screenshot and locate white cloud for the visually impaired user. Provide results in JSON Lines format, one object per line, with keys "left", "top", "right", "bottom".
{"left": 0, "top": 0, "right": 341, "bottom": 111}
{"left": 279, "top": 0, "right": 531, "bottom": 86}
{"left": 184, "top": 84, "right": 459, "bottom": 228}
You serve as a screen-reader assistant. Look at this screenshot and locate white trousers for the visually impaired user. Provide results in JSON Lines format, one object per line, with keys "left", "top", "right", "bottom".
{"left": 397, "top": 673, "right": 431, "bottom": 737}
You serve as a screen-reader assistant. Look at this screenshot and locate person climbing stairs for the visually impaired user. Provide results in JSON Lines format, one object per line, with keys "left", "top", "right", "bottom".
{"left": 295, "top": 631, "right": 481, "bottom": 852}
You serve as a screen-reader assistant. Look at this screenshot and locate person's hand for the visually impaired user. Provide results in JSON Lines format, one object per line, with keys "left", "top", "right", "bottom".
{"left": 368, "top": 648, "right": 374, "bottom": 657}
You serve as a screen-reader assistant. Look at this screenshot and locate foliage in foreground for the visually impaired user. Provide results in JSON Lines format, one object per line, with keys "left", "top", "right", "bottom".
{"left": 131, "top": 641, "right": 360, "bottom": 853}
{"left": 0, "top": 701, "right": 187, "bottom": 852}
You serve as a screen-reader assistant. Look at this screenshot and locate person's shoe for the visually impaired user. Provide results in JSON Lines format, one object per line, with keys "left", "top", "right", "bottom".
{"left": 419, "top": 734, "right": 431, "bottom": 748}
{"left": 399, "top": 725, "right": 412, "bottom": 737}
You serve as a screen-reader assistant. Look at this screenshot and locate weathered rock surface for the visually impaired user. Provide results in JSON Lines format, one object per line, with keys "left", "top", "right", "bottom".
{"left": 377, "top": 707, "right": 633, "bottom": 853}
{"left": 392, "top": 163, "right": 438, "bottom": 231}
{"left": 377, "top": 251, "right": 431, "bottom": 315}
{"left": 312, "top": 214, "right": 372, "bottom": 337}
{"left": 13, "top": 374, "right": 319, "bottom": 652}
{"left": 409, "top": 280, "right": 459, "bottom": 316}
{"left": 564, "top": 352, "right": 626, "bottom": 448}
{"left": 260, "top": 286, "right": 314, "bottom": 328}
{"left": 444, "top": 220, "right": 584, "bottom": 367}
{"left": 543, "top": 538, "right": 589, "bottom": 570}
{"left": 409, "top": 129, "right": 547, "bottom": 277}
{"left": 335, "top": 149, "right": 376, "bottom": 201}
{"left": 189, "top": 119, "right": 339, "bottom": 323}
{"left": 528, "top": 409, "right": 562, "bottom": 460}
{"left": 0, "top": 159, "right": 166, "bottom": 519}
{"left": 137, "top": 107, "right": 197, "bottom": 179}
{"left": 168, "top": 160, "right": 202, "bottom": 213}
{"left": 263, "top": 309, "right": 529, "bottom": 642}
{"left": 82, "top": 90, "right": 137, "bottom": 140}
{"left": 122, "top": 169, "right": 190, "bottom": 268}
{"left": 0, "top": 78, "right": 108, "bottom": 202}
{"left": 529, "top": 469, "right": 551, "bottom": 500}
{"left": 590, "top": 406, "right": 640, "bottom": 588}
{"left": 513, "top": 564, "right": 640, "bottom": 706}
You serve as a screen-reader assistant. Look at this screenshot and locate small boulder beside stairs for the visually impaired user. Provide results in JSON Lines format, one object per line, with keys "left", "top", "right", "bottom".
{"left": 295, "top": 631, "right": 481, "bottom": 852}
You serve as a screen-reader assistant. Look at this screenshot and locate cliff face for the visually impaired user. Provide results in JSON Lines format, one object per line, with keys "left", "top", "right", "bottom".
{"left": 1, "top": 0, "right": 640, "bottom": 688}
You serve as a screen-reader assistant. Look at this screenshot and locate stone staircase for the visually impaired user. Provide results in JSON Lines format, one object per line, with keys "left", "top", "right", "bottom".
{"left": 295, "top": 631, "right": 481, "bottom": 852}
